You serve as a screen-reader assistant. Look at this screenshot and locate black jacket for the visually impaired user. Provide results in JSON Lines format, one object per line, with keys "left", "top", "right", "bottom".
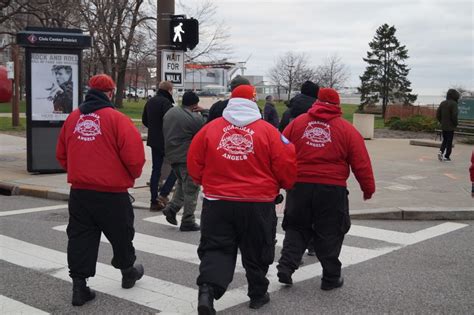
{"left": 436, "top": 89, "right": 460, "bottom": 131}
{"left": 142, "top": 89, "right": 174, "bottom": 153}
{"left": 289, "top": 93, "right": 317, "bottom": 118}
{"left": 207, "top": 99, "right": 229, "bottom": 123}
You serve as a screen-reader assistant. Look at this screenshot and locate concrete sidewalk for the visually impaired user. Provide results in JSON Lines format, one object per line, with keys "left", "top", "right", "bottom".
{"left": 0, "top": 133, "right": 473, "bottom": 220}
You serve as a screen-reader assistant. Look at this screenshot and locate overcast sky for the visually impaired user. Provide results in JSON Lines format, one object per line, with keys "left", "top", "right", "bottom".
{"left": 184, "top": 0, "right": 473, "bottom": 96}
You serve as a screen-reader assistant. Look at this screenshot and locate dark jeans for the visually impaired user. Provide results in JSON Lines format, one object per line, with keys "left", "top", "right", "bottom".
{"left": 277, "top": 183, "right": 350, "bottom": 285}
{"left": 197, "top": 199, "right": 277, "bottom": 300}
{"left": 150, "top": 146, "right": 177, "bottom": 203}
{"left": 67, "top": 189, "right": 136, "bottom": 279}
{"left": 440, "top": 130, "right": 454, "bottom": 159}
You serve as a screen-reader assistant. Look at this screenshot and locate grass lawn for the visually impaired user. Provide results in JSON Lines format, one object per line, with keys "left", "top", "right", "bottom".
{"left": 0, "top": 117, "right": 26, "bottom": 131}
{"left": 0, "top": 101, "right": 26, "bottom": 113}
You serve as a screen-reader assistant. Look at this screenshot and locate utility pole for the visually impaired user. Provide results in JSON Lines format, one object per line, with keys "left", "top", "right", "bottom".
{"left": 12, "top": 44, "right": 20, "bottom": 127}
{"left": 156, "top": 0, "right": 174, "bottom": 86}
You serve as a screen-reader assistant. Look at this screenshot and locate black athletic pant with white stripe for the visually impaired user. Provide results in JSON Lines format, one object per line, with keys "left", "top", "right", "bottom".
{"left": 67, "top": 188, "right": 136, "bottom": 279}
{"left": 197, "top": 199, "right": 277, "bottom": 300}
{"left": 277, "top": 183, "right": 350, "bottom": 285}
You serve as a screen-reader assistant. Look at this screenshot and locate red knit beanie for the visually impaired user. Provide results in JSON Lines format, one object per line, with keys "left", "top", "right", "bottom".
{"left": 88, "top": 74, "right": 116, "bottom": 92}
{"left": 231, "top": 85, "right": 256, "bottom": 101}
{"left": 318, "top": 88, "right": 340, "bottom": 105}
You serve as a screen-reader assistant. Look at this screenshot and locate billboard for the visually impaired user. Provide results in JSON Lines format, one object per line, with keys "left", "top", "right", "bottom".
{"left": 30, "top": 52, "right": 79, "bottom": 121}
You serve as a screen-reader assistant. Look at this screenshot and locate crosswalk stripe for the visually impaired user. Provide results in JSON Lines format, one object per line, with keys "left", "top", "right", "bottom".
{"left": 0, "top": 235, "right": 197, "bottom": 314}
{"left": 0, "top": 295, "right": 49, "bottom": 314}
{"left": 0, "top": 205, "right": 67, "bottom": 217}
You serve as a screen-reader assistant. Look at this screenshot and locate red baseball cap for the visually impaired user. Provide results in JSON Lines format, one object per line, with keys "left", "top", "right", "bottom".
{"left": 231, "top": 85, "right": 256, "bottom": 101}
{"left": 88, "top": 74, "right": 116, "bottom": 92}
{"left": 318, "top": 88, "right": 340, "bottom": 105}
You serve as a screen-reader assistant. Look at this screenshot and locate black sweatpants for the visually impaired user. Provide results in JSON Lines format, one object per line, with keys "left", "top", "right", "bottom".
{"left": 440, "top": 130, "right": 454, "bottom": 159}
{"left": 67, "top": 189, "right": 136, "bottom": 279}
{"left": 197, "top": 199, "right": 277, "bottom": 300}
{"left": 277, "top": 183, "right": 350, "bottom": 285}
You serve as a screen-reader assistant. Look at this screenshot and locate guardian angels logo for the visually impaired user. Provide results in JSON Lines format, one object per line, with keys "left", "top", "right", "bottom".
{"left": 302, "top": 121, "right": 331, "bottom": 148}
{"left": 217, "top": 125, "right": 255, "bottom": 161}
{"left": 74, "top": 113, "right": 102, "bottom": 142}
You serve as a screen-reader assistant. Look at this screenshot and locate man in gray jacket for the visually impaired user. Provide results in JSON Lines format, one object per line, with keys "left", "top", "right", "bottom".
{"left": 162, "top": 91, "right": 209, "bottom": 231}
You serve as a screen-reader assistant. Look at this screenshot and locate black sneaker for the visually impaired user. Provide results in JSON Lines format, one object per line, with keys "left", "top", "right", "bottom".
{"left": 72, "top": 278, "right": 96, "bottom": 306}
{"left": 163, "top": 208, "right": 178, "bottom": 225}
{"left": 121, "top": 264, "right": 144, "bottom": 289}
{"left": 249, "top": 292, "right": 270, "bottom": 309}
{"left": 443, "top": 157, "right": 452, "bottom": 162}
{"left": 180, "top": 222, "right": 200, "bottom": 232}
{"left": 437, "top": 151, "right": 443, "bottom": 161}
{"left": 198, "top": 284, "right": 216, "bottom": 315}
{"left": 277, "top": 271, "right": 293, "bottom": 286}
{"left": 321, "top": 277, "right": 344, "bottom": 291}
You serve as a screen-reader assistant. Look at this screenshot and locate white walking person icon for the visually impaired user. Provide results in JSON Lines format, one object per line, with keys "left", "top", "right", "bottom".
{"left": 173, "top": 22, "right": 185, "bottom": 42}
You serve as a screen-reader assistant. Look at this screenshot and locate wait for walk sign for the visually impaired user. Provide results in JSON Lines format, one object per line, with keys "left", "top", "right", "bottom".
{"left": 161, "top": 50, "right": 184, "bottom": 87}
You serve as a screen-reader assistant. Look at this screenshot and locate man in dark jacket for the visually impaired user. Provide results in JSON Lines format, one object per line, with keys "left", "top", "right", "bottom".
{"left": 279, "top": 80, "right": 319, "bottom": 131}
{"left": 207, "top": 75, "right": 250, "bottom": 122}
{"left": 142, "top": 81, "right": 177, "bottom": 211}
{"left": 276, "top": 88, "right": 375, "bottom": 291}
{"left": 263, "top": 95, "right": 279, "bottom": 128}
{"left": 436, "top": 89, "right": 460, "bottom": 162}
{"left": 56, "top": 74, "right": 146, "bottom": 306}
{"left": 162, "top": 91, "right": 208, "bottom": 232}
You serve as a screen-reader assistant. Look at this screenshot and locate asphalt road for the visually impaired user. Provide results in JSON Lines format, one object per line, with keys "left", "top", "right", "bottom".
{"left": 1, "top": 195, "right": 473, "bottom": 314}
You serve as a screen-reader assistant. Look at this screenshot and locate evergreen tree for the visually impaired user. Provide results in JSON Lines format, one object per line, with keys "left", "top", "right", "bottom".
{"left": 358, "top": 24, "right": 417, "bottom": 117}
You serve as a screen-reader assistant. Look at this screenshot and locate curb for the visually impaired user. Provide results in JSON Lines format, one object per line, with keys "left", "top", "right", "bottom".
{"left": 2, "top": 181, "right": 473, "bottom": 220}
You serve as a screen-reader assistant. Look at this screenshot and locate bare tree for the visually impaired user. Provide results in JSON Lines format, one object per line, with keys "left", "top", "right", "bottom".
{"left": 268, "top": 51, "right": 316, "bottom": 101}
{"left": 315, "top": 54, "right": 349, "bottom": 90}
{"left": 78, "top": 0, "right": 155, "bottom": 107}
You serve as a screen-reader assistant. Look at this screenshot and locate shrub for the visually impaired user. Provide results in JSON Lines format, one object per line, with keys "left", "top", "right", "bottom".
{"left": 388, "top": 115, "right": 438, "bottom": 132}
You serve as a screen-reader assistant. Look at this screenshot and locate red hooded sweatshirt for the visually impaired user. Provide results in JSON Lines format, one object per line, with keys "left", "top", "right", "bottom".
{"left": 283, "top": 101, "right": 375, "bottom": 198}
{"left": 187, "top": 97, "right": 297, "bottom": 202}
{"left": 56, "top": 94, "right": 145, "bottom": 192}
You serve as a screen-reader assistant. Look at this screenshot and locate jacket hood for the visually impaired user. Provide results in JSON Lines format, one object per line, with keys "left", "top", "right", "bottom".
{"left": 222, "top": 98, "right": 261, "bottom": 127}
{"left": 446, "top": 89, "right": 460, "bottom": 103}
{"left": 308, "top": 101, "right": 342, "bottom": 121}
{"left": 79, "top": 89, "right": 115, "bottom": 114}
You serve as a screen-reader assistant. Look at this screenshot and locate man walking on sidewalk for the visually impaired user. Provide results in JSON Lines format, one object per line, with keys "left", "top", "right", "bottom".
{"left": 161, "top": 91, "right": 208, "bottom": 232}
{"left": 187, "top": 85, "right": 296, "bottom": 313}
{"left": 436, "top": 89, "right": 460, "bottom": 162}
{"left": 276, "top": 88, "right": 375, "bottom": 291}
{"left": 142, "top": 81, "right": 177, "bottom": 211}
{"left": 56, "top": 74, "right": 146, "bottom": 306}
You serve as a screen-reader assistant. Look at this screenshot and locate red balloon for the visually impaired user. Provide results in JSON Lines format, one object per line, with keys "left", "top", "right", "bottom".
{"left": 0, "top": 66, "right": 13, "bottom": 103}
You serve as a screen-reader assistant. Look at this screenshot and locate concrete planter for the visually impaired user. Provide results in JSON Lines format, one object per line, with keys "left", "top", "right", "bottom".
{"left": 353, "top": 113, "right": 375, "bottom": 139}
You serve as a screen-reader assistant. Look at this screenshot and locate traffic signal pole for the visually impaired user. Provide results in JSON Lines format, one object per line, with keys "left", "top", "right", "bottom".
{"left": 156, "top": 0, "right": 175, "bottom": 86}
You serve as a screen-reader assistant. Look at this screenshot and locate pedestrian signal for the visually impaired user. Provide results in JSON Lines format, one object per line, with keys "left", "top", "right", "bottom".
{"left": 170, "top": 18, "right": 199, "bottom": 51}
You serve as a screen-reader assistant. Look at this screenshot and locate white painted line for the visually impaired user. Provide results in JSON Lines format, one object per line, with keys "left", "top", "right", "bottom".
{"left": 0, "top": 205, "right": 67, "bottom": 217}
{"left": 0, "top": 235, "right": 197, "bottom": 314}
{"left": 0, "top": 295, "right": 49, "bottom": 314}
{"left": 399, "top": 175, "right": 426, "bottom": 181}
{"left": 384, "top": 184, "right": 414, "bottom": 191}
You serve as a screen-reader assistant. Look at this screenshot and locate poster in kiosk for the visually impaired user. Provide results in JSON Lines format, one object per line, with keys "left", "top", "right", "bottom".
{"left": 17, "top": 27, "right": 91, "bottom": 173}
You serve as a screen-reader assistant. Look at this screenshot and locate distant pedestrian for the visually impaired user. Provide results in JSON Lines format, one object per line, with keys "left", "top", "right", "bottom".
{"left": 276, "top": 88, "right": 375, "bottom": 291}
{"left": 188, "top": 85, "right": 296, "bottom": 313}
{"left": 263, "top": 95, "right": 279, "bottom": 128}
{"left": 56, "top": 74, "right": 146, "bottom": 306}
{"left": 436, "top": 89, "right": 460, "bottom": 162}
{"left": 279, "top": 80, "right": 319, "bottom": 131}
{"left": 207, "top": 75, "right": 251, "bottom": 123}
{"left": 142, "top": 81, "right": 178, "bottom": 211}
{"left": 161, "top": 91, "right": 208, "bottom": 232}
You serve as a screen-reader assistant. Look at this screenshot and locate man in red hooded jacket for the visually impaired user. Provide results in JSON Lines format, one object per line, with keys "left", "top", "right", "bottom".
{"left": 187, "top": 85, "right": 296, "bottom": 313}
{"left": 276, "top": 88, "right": 375, "bottom": 291}
{"left": 56, "top": 74, "right": 146, "bottom": 306}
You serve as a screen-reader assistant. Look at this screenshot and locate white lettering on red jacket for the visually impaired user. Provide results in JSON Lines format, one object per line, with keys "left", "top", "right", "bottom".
{"left": 73, "top": 113, "right": 102, "bottom": 142}
{"left": 187, "top": 98, "right": 297, "bottom": 202}
{"left": 283, "top": 101, "right": 375, "bottom": 196}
